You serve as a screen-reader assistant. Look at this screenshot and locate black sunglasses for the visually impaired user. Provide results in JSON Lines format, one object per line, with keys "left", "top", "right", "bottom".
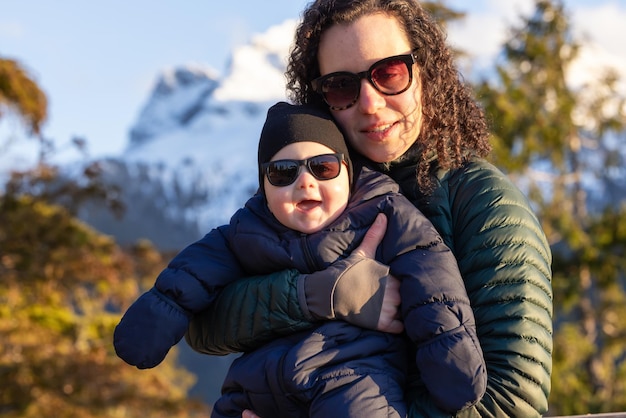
{"left": 311, "top": 52, "right": 417, "bottom": 111}
{"left": 262, "top": 153, "right": 344, "bottom": 187}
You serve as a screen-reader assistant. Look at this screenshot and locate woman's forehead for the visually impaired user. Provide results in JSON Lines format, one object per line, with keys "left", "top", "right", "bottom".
{"left": 318, "top": 13, "right": 411, "bottom": 74}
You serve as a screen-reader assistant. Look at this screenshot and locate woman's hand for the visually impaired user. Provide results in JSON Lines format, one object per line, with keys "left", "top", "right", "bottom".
{"left": 377, "top": 274, "right": 403, "bottom": 333}
{"left": 242, "top": 410, "right": 260, "bottom": 418}
{"left": 302, "top": 213, "right": 403, "bottom": 332}
{"left": 353, "top": 213, "right": 403, "bottom": 334}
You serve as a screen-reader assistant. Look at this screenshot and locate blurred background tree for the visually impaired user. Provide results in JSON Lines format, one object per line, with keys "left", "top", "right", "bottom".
{"left": 0, "top": 58, "right": 210, "bottom": 417}
{"left": 0, "top": 58, "right": 47, "bottom": 136}
{"left": 477, "top": 0, "right": 626, "bottom": 414}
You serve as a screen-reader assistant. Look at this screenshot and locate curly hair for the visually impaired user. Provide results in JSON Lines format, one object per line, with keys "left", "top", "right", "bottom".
{"left": 286, "top": 0, "right": 492, "bottom": 193}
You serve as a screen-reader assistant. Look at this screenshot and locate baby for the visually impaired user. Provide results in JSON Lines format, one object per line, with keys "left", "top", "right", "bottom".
{"left": 114, "top": 102, "right": 486, "bottom": 417}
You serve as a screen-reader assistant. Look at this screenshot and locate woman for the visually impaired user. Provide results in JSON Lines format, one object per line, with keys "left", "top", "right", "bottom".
{"left": 186, "top": 1, "right": 553, "bottom": 416}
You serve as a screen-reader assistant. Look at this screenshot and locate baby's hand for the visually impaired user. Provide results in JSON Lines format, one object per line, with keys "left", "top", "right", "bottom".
{"left": 114, "top": 287, "right": 190, "bottom": 369}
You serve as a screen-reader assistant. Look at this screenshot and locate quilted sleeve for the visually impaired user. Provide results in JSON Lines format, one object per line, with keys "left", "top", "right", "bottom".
{"left": 154, "top": 227, "right": 245, "bottom": 312}
{"left": 114, "top": 227, "right": 244, "bottom": 368}
{"left": 381, "top": 195, "right": 486, "bottom": 413}
{"left": 396, "top": 248, "right": 487, "bottom": 413}
{"left": 407, "top": 160, "right": 553, "bottom": 417}
{"left": 185, "top": 269, "right": 314, "bottom": 355}
{"left": 185, "top": 252, "right": 392, "bottom": 355}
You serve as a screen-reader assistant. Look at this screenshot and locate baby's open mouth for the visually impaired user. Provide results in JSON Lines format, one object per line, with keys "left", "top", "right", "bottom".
{"left": 297, "top": 199, "right": 321, "bottom": 211}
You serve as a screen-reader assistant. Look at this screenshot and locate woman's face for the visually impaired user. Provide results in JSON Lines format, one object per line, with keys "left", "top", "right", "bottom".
{"left": 318, "top": 13, "right": 423, "bottom": 163}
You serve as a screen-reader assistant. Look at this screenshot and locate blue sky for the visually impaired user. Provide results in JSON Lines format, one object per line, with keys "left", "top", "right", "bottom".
{"left": 1, "top": 0, "right": 624, "bottom": 162}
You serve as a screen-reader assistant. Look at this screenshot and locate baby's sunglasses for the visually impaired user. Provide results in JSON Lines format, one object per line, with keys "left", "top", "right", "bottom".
{"left": 311, "top": 52, "right": 417, "bottom": 111}
{"left": 262, "top": 153, "right": 344, "bottom": 187}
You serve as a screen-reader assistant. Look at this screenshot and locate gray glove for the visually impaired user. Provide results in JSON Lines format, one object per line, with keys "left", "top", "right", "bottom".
{"left": 298, "top": 254, "right": 390, "bottom": 330}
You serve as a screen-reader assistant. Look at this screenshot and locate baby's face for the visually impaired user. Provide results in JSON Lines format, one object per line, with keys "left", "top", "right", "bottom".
{"left": 263, "top": 141, "right": 350, "bottom": 234}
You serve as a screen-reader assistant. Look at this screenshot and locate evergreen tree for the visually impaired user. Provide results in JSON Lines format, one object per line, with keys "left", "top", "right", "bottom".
{"left": 477, "top": 0, "right": 626, "bottom": 414}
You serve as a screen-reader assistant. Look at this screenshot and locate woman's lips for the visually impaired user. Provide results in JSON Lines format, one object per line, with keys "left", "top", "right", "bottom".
{"left": 364, "top": 122, "right": 395, "bottom": 134}
{"left": 362, "top": 121, "right": 397, "bottom": 140}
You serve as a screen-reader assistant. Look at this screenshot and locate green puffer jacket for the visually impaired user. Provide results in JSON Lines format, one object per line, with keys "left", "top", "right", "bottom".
{"left": 186, "top": 158, "right": 553, "bottom": 417}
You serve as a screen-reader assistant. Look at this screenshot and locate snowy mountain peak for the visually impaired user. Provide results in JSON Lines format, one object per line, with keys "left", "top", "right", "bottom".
{"left": 214, "top": 19, "right": 297, "bottom": 102}
{"left": 126, "top": 19, "right": 296, "bottom": 153}
{"left": 128, "top": 66, "right": 220, "bottom": 149}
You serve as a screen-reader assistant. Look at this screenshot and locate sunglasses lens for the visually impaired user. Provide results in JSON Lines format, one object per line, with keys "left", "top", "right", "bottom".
{"left": 308, "top": 155, "right": 341, "bottom": 180}
{"left": 266, "top": 160, "right": 299, "bottom": 186}
{"left": 265, "top": 154, "right": 342, "bottom": 187}
{"left": 370, "top": 58, "right": 411, "bottom": 93}
{"left": 314, "top": 53, "right": 414, "bottom": 110}
{"left": 319, "top": 75, "right": 360, "bottom": 110}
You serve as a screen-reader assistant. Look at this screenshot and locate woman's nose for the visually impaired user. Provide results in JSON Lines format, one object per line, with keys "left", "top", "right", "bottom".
{"left": 357, "top": 79, "right": 386, "bottom": 114}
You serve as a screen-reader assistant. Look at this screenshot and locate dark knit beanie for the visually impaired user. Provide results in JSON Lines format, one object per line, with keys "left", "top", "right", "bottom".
{"left": 258, "top": 101, "right": 353, "bottom": 190}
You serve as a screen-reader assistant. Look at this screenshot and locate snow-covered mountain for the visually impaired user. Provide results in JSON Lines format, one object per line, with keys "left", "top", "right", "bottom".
{"left": 127, "top": 19, "right": 297, "bottom": 226}
{"left": 79, "top": 20, "right": 298, "bottom": 250}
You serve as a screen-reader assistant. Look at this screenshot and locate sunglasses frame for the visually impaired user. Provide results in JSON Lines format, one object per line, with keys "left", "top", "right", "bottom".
{"left": 262, "top": 153, "right": 344, "bottom": 187}
{"left": 311, "top": 52, "right": 418, "bottom": 111}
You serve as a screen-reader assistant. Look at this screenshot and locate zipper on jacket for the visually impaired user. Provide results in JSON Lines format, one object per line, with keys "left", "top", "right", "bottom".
{"left": 301, "top": 234, "right": 318, "bottom": 272}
